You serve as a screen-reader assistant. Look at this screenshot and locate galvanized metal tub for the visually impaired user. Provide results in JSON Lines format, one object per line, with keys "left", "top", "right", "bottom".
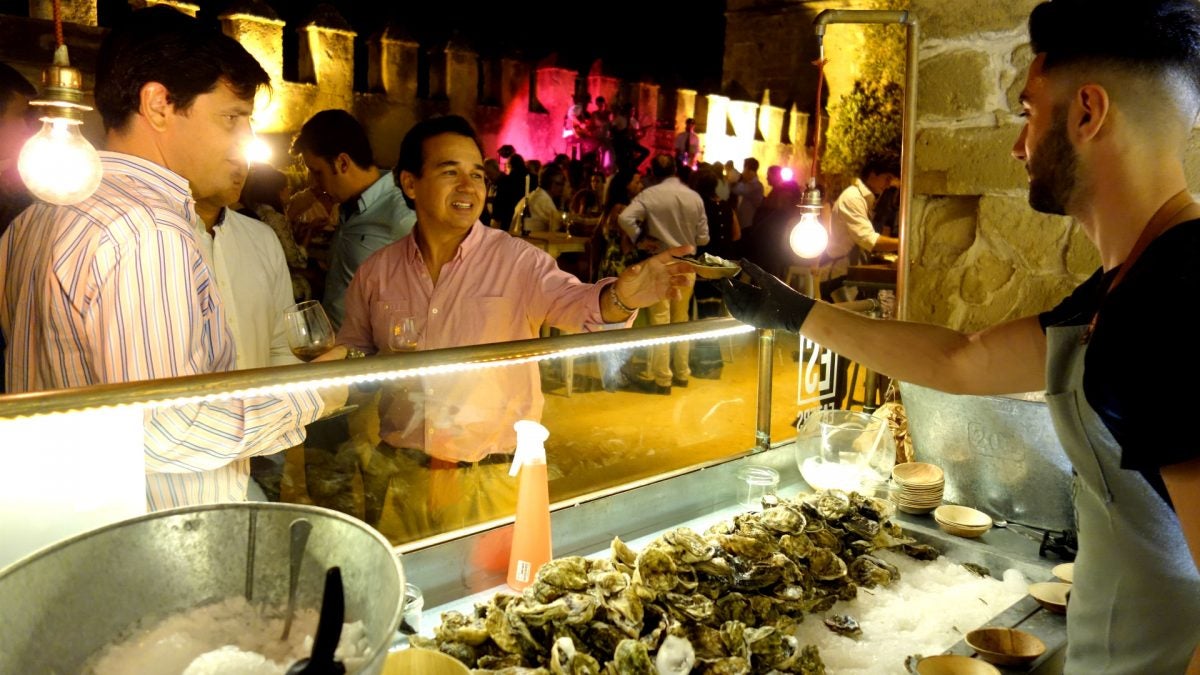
{"left": 898, "top": 381, "right": 1075, "bottom": 532}
{"left": 0, "top": 502, "right": 404, "bottom": 674}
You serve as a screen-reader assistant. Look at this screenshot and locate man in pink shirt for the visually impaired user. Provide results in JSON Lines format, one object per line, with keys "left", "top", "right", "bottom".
{"left": 337, "top": 114, "right": 692, "bottom": 541}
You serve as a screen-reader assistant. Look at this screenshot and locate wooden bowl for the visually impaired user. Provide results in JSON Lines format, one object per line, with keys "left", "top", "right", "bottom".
{"left": 914, "top": 654, "right": 1000, "bottom": 675}
{"left": 384, "top": 648, "right": 470, "bottom": 675}
{"left": 1052, "top": 562, "right": 1074, "bottom": 583}
{"left": 892, "top": 461, "right": 944, "bottom": 486}
{"left": 1028, "top": 581, "right": 1071, "bottom": 614}
{"left": 965, "top": 627, "right": 1047, "bottom": 666}
{"left": 933, "top": 505, "right": 993, "bottom": 528}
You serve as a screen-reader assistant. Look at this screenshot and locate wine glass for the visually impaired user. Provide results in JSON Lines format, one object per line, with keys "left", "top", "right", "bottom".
{"left": 284, "top": 300, "right": 335, "bottom": 362}
{"left": 388, "top": 312, "right": 419, "bottom": 352}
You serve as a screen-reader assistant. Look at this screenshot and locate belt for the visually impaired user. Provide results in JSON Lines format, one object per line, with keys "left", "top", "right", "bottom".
{"left": 390, "top": 445, "right": 513, "bottom": 470}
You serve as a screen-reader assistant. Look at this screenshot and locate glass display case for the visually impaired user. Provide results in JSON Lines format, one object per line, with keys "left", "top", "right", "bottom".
{"left": 0, "top": 318, "right": 819, "bottom": 562}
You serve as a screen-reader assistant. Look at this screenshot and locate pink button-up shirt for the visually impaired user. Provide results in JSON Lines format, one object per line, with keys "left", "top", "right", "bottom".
{"left": 338, "top": 223, "right": 619, "bottom": 461}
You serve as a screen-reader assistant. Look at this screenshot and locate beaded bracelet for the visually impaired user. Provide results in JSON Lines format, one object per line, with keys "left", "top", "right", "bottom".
{"left": 610, "top": 287, "right": 636, "bottom": 314}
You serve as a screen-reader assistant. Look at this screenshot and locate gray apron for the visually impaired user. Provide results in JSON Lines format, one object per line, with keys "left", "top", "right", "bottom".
{"left": 1045, "top": 324, "right": 1200, "bottom": 674}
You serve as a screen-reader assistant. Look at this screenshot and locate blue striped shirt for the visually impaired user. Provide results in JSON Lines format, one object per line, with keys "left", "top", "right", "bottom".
{"left": 0, "top": 152, "right": 324, "bottom": 510}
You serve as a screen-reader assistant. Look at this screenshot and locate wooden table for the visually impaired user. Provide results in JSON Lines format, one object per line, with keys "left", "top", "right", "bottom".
{"left": 522, "top": 231, "right": 587, "bottom": 259}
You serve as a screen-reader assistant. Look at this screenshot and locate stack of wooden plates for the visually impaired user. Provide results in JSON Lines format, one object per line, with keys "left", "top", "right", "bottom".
{"left": 933, "top": 504, "right": 993, "bottom": 538}
{"left": 891, "top": 461, "right": 944, "bottom": 514}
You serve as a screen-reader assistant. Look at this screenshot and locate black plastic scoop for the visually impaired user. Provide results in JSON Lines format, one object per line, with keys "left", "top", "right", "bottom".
{"left": 286, "top": 566, "right": 346, "bottom": 675}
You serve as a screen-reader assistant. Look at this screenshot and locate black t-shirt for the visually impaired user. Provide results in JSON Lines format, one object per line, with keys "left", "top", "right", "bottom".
{"left": 1039, "top": 219, "right": 1200, "bottom": 506}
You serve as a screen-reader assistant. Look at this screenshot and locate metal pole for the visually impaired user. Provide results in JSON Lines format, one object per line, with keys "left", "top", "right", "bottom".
{"left": 812, "top": 9, "right": 919, "bottom": 320}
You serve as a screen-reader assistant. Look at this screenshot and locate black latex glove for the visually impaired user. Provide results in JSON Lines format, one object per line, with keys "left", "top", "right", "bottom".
{"left": 717, "top": 260, "right": 816, "bottom": 333}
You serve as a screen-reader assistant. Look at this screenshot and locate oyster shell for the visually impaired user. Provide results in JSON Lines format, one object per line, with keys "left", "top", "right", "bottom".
{"left": 436, "top": 610, "right": 491, "bottom": 646}
{"left": 654, "top": 634, "right": 696, "bottom": 675}
{"left": 849, "top": 554, "right": 900, "bottom": 588}
{"left": 611, "top": 638, "right": 655, "bottom": 674}
{"left": 549, "top": 636, "right": 601, "bottom": 675}
{"left": 808, "top": 548, "right": 849, "bottom": 581}
{"left": 633, "top": 547, "right": 679, "bottom": 595}
{"left": 823, "top": 614, "right": 862, "bottom": 638}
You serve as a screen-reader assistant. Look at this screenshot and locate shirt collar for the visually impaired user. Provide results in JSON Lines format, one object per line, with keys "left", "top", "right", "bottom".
{"left": 99, "top": 151, "right": 192, "bottom": 203}
{"left": 406, "top": 221, "right": 484, "bottom": 265}
{"left": 342, "top": 170, "right": 393, "bottom": 220}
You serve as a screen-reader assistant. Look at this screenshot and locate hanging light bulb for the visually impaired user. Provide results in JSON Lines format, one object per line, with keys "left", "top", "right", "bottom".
{"left": 789, "top": 178, "right": 828, "bottom": 259}
{"left": 17, "top": 41, "right": 103, "bottom": 206}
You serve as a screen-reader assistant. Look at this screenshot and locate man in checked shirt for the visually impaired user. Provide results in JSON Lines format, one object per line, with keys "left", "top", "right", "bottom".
{"left": 0, "top": 6, "right": 346, "bottom": 510}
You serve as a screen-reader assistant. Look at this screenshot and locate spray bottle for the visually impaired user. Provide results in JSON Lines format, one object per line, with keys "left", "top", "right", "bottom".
{"left": 507, "top": 420, "right": 552, "bottom": 591}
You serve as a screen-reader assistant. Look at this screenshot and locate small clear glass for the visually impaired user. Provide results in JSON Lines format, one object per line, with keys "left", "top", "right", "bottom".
{"left": 734, "top": 465, "right": 780, "bottom": 510}
{"left": 390, "top": 582, "right": 425, "bottom": 651}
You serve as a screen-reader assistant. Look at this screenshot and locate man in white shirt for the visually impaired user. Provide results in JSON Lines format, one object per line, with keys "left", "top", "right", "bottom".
{"left": 618, "top": 154, "right": 709, "bottom": 393}
{"left": 824, "top": 152, "right": 901, "bottom": 299}
{"left": 193, "top": 165, "right": 300, "bottom": 370}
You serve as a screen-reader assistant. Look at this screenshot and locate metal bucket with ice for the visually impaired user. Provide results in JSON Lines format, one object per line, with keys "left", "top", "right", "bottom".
{"left": 0, "top": 502, "right": 404, "bottom": 674}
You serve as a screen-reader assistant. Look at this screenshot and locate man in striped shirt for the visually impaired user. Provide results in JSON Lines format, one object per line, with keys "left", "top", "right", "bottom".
{"left": 0, "top": 6, "right": 345, "bottom": 510}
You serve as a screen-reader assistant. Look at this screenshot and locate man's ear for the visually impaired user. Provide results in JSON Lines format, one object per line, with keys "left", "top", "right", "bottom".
{"left": 333, "top": 152, "right": 352, "bottom": 175}
{"left": 139, "top": 82, "right": 172, "bottom": 132}
{"left": 398, "top": 170, "right": 417, "bottom": 200}
{"left": 1072, "top": 83, "right": 1110, "bottom": 143}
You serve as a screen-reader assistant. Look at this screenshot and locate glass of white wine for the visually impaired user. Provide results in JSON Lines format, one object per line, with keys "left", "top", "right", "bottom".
{"left": 389, "top": 312, "right": 419, "bottom": 352}
{"left": 283, "top": 300, "right": 335, "bottom": 362}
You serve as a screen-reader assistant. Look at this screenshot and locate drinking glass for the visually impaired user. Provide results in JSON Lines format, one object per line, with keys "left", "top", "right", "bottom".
{"left": 283, "top": 300, "right": 335, "bottom": 362}
{"left": 388, "top": 312, "right": 419, "bottom": 352}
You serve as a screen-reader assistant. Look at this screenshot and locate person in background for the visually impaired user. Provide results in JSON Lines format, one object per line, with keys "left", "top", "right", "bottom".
{"left": 731, "top": 156, "right": 764, "bottom": 234}
{"left": 240, "top": 164, "right": 310, "bottom": 302}
{"left": 673, "top": 117, "right": 700, "bottom": 169}
{"left": 618, "top": 154, "right": 708, "bottom": 394}
{"left": 0, "top": 62, "right": 35, "bottom": 393}
{"left": 822, "top": 151, "right": 901, "bottom": 301}
{"left": 492, "top": 153, "right": 528, "bottom": 232}
{"left": 193, "top": 166, "right": 298, "bottom": 370}
{"left": 497, "top": 143, "right": 515, "bottom": 173}
{"left": 521, "top": 164, "right": 569, "bottom": 232}
{"left": 336, "top": 114, "right": 693, "bottom": 539}
{"left": 482, "top": 157, "right": 502, "bottom": 227}
{"left": 0, "top": 6, "right": 344, "bottom": 510}
{"left": 721, "top": 0, "right": 1200, "bottom": 671}
{"left": 291, "top": 109, "right": 416, "bottom": 330}
{"left": 611, "top": 101, "right": 650, "bottom": 173}
{"left": 0, "top": 62, "right": 36, "bottom": 236}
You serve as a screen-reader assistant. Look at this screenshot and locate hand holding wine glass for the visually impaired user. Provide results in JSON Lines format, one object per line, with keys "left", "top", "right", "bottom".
{"left": 284, "top": 300, "right": 336, "bottom": 362}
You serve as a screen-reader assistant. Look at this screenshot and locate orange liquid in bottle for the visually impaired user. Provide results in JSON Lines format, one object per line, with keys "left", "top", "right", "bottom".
{"left": 506, "top": 459, "right": 552, "bottom": 591}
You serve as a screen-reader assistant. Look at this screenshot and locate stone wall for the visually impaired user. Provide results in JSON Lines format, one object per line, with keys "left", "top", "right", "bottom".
{"left": 908, "top": 0, "right": 1097, "bottom": 331}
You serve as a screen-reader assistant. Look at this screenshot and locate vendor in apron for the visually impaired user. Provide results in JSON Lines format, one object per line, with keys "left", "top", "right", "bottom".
{"left": 717, "top": 0, "right": 1200, "bottom": 672}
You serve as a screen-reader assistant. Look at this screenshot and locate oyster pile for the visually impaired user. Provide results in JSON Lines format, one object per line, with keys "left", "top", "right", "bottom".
{"left": 413, "top": 489, "right": 939, "bottom": 674}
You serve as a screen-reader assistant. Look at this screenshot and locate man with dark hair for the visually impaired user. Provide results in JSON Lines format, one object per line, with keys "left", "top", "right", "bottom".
{"left": 822, "top": 149, "right": 901, "bottom": 301}
{"left": 0, "top": 6, "right": 345, "bottom": 510}
{"left": 618, "top": 154, "right": 708, "bottom": 393}
{"left": 336, "top": 114, "right": 693, "bottom": 539}
{"left": 731, "top": 156, "right": 764, "bottom": 235}
{"left": 0, "top": 62, "right": 36, "bottom": 235}
{"left": 722, "top": 1, "right": 1200, "bottom": 671}
{"left": 291, "top": 109, "right": 415, "bottom": 330}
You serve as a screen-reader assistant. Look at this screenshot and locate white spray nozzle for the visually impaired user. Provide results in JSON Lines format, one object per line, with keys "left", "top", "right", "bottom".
{"left": 510, "top": 419, "right": 550, "bottom": 476}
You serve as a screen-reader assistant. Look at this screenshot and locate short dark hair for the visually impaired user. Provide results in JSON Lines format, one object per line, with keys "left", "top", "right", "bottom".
{"left": 860, "top": 151, "right": 900, "bottom": 180}
{"left": 95, "top": 6, "right": 269, "bottom": 133}
{"left": 1030, "top": 0, "right": 1200, "bottom": 99}
{"left": 291, "top": 109, "right": 374, "bottom": 168}
{"left": 0, "top": 62, "right": 36, "bottom": 115}
{"left": 743, "top": 157, "right": 760, "bottom": 172}
{"left": 240, "top": 164, "right": 288, "bottom": 212}
{"left": 649, "top": 153, "right": 676, "bottom": 179}
{"left": 538, "top": 164, "right": 565, "bottom": 190}
{"left": 497, "top": 144, "right": 515, "bottom": 159}
{"left": 393, "top": 114, "right": 484, "bottom": 208}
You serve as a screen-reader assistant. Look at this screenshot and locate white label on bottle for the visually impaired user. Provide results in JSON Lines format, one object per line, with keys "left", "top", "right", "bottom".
{"left": 515, "top": 560, "right": 532, "bottom": 582}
